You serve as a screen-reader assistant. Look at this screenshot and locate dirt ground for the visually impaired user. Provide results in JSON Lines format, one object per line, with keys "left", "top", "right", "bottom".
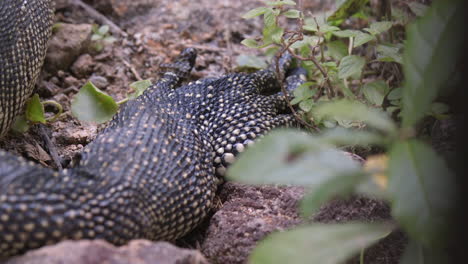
{"left": 0, "top": 0, "right": 411, "bottom": 263}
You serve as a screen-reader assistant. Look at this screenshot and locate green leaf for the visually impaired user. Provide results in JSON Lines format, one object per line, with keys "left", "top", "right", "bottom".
{"left": 362, "top": 80, "right": 389, "bottom": 106}
{"left": 430, "top": 102, "right": 449, "bottom": 115}
{"left": 298, "top": 99, "right": 314, "bottom": 112}
{"left": 25, "top": 94, "right": 46, "bottom": 124}
{"left": 386, "top": 87, "right": 402, "bottom": 100}
{"left": 326, "top": 41, "right": 348, "bottom": 60}
{"left": 332, "top": 29, "right": 361, "bottom": 38}
{"left": 320, "top": 127, "right": 384, "bottom": 146}
{"left": 250, "top": 223, "right": 392, "bottom": 264}
{"left": 242, "top": 7, "right": 270, "bottom": 19}
{"left": 388, "top": 140, "right": 456, "bottom": 247}
{"left": 11, "top": 115, "right": 30, "bottom": 133}
{"left": 303, "top": 23, "right": 340, "bottom": 33}
{"left": 353, "top": 32, "right": 375, "bottom": 47}
{"left": 300, "top": 171, "right": 366, "bottom": 217}
{"left": 227, "top": 129, "right": 360, "bottom": 186}
{"left": 314, "top": 100, "right": 397, "bottom": 134}
{"left": 241, "top": 38, "right": 260, "bottom": 48}
{"left": 98, "top": 25, "right": 109, "bottom": 35}
{"left": 236, "top": 54, "right": 268, "bottom": 70}
{"left": 291, "top": 82, "right": 315, "bottom": 104}
{"left": 407, "top": 2, "right": 429, "bottom": 17}
{"left": 338, "top": 55, "right": 366, "bottom": 79}
{"left": 128, "top": 80, "right": 152, "bottom": 100}
{"left": 400, "top": 240, "right": 450, "bottom": 264}
{"left": 376, "top": 43, "right": 403, "bottom": 64}
{"left": 283, "top": 9, "right": 301, "bottom": 18}
{"left": 91, "top": 34, "right": 103, "bottom": 41}
{"left": 103, "top": 36, "right": 117, "bottom": 44}
{"left": 327, "top": 0, "right": 370, "bottom": 22}
{"left": 71, "top": 81, "right": 119, "bottom": 123}
{"left": 265, "top": 0, "right": 296, "bottom": 7}
{"left": 401, "top": 0, "right": 464, "bottom": 127}
{"left": 364, "top": 21, "right": 393, "bottom": 35}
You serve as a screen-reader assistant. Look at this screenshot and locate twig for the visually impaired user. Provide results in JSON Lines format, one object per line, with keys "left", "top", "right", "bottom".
{"left": 38, "top": 125, "right": 62, "bottom": 170}
{"left": 122, "top": 59, "right": 143, "bottom": 81}
{"left": 70, "top": 0, "right": 128, "bottom": 37}
{"left": 286, "top": 46, "right": 335, "bottom": 98}
{"left": 224, "top": 24, "right": 234, "bottom": 71}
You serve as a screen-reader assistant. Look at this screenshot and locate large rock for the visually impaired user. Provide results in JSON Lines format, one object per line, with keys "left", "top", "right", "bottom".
{"left": 201, "top": 182, "right": 304, "bottom": 264}
{"left": 3, "top": 240, "right": 208, "bottom": 264}
{"left": 45, "top": 23, "right": 93, "bottom": 73}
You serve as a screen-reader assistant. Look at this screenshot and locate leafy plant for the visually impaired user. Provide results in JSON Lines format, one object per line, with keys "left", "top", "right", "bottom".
{"left": 11, "top": 94, "right": 63, "bottom": 133}
{"left": 91, "top": 25, "right": 117, "bottom": 52}
{"left": 231, "top": 0, "right": 462, "bottom": 263}
{"left": 71, "top": 79, "right": 152, "bottom": 123}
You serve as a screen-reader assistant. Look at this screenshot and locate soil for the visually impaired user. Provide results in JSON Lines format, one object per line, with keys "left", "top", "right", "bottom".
{"left": 0, "top": 0, "right": 424, "bottom": 263}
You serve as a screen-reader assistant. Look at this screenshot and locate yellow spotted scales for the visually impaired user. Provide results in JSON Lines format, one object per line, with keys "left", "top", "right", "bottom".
{"left": 0, "top": 1, "right": 306, "bottom": 259}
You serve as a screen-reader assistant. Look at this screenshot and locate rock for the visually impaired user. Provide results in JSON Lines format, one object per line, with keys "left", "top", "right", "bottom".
{"left": 53, "top": 0, "right": 70, "bottom": 10}
{"left": 201, "top": 182, "right": 304, "bottom": 264}
{"left": 89, "top": 75, "right": 109, "bottom": 89}
{"left": 89, "top": 0, "right": 156, "bottom": 18}
{"left": 3, "top": 240, "right": 209, "bottom": 264}
{"left": 45, "top": 23, "right": 93, "bottom": 73}
{"left": 71, "top": 54, "right": 95, "bottom": 78}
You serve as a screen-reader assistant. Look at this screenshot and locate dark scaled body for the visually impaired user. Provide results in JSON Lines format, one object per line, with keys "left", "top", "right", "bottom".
{"left": 0, "top": 0, "right": 54, "bottom": 136}
{"left": 0, "top": 48, "right": 305, "bottom": 258}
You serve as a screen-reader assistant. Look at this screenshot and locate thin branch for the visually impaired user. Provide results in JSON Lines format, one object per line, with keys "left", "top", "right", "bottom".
{"left": 70, "top": 0, "right": 128, "bottom": 37}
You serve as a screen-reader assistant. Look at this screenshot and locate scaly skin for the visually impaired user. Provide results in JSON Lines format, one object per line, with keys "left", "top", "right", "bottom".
{"left": 0, "top": 48, "right": 305, "bottom": 258}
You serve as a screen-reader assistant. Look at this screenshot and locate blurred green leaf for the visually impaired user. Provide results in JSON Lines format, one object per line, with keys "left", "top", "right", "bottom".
{"left": 250, "top": 223, "right": 392, "bottom": 264}
{"left": 338, "top": 55, "right": 366, "bottom": 79}
{"left": 320, "top": 127, "right": 384, "bottom": 146}
{"left": 407, "top": 2, "right": 429, "bottom": 17}
{"left": 128, "top": 80, "right": 152, "bottom": 100}
{"left": 265, "top": 0, "right": 296, "bottom": 6}
{"left": 103, "top": 36, "right": 117, "bottom": 44}
{"left": 400, "top": 240, "right": 450, "bottom": 264}
{"left": 327, "top": 0, "right": 370, "bottom": 22}
{"left": 314, "top": 100, "right": 397, "bottom": 134}
{"left": 242, "top": 7, "right": 270, "bottom": 19}
{"left": 376, "top": 43, "right": 403, "bottom": 64}
{"left": 241, "top": 38, "right": 261, "bottom": 48}
{"left": 25, "top": 94, "right": 46, "bottom": 124}
{"left": 362, "top": 80, "right": 389, "bottom": 106}
{"left": 98, "top": 25, "right": 109, "bottom": 35}
{"left": 11, "top": 115, "right": 30, "bottom": 133}
{"left": 401, "top": 0, "right": 464, "bottom": 127}
{"left": 91, "top": 34, "right": 103, "bottom": 41}
{"left": 326, "top": 40, "right": 348, "bottom": 60}
{"left": 430, "top": 102, "right": 449, "bottom": 115}
{"left": 353, "top": 32, "right": 375, "bottom": 47}
{"left": 299, "top": 99, "right": 314, "bottom": 112}
{"left": 71, "top": 81, "right": 119, "bottom": 123}
{"left": 291, "top": 82, "right": 315, "bottom": 104}
{"left": 388, "top": 140, "right": 456, "bottom": 247}
{"left": 236, "top": 54, "right": 268, "bottom": 70}
{"left": 300, "top": 171, "right": 366, "bottom": 217}
{"left": 283, "top": 9, "right": 301, "bottom": 18}
{"left": 332, "top": 29, "right": 361, "bottom": 38}
{"left": 304, "top": 23, "right": 340, "bottom": 33}
{"left": 364, "top": 21, "right": 393, "bottom": 35}
{"left": 227, "top": 129, "right": 360, "bottom": 186}
{"left": 386, "top": 87, "right": 402, "bottom": 100}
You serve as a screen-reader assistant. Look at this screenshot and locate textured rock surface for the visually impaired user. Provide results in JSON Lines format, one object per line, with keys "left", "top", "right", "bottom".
{"left": 2, "top": 240, "right": 208, "bottom": 264}
{"left": 200, "top": 182, "right": 406, "bottom": 264}
{"left": 201, "top": 182, "right": 305, "bottom": 264}
{"left": 45, "top": 23, "right": 92, "bottom": 73}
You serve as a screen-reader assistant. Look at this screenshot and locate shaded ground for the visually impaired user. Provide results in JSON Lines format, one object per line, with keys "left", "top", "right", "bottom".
{"left": 0, "top": 0, "right": 413, "bottom": 263}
